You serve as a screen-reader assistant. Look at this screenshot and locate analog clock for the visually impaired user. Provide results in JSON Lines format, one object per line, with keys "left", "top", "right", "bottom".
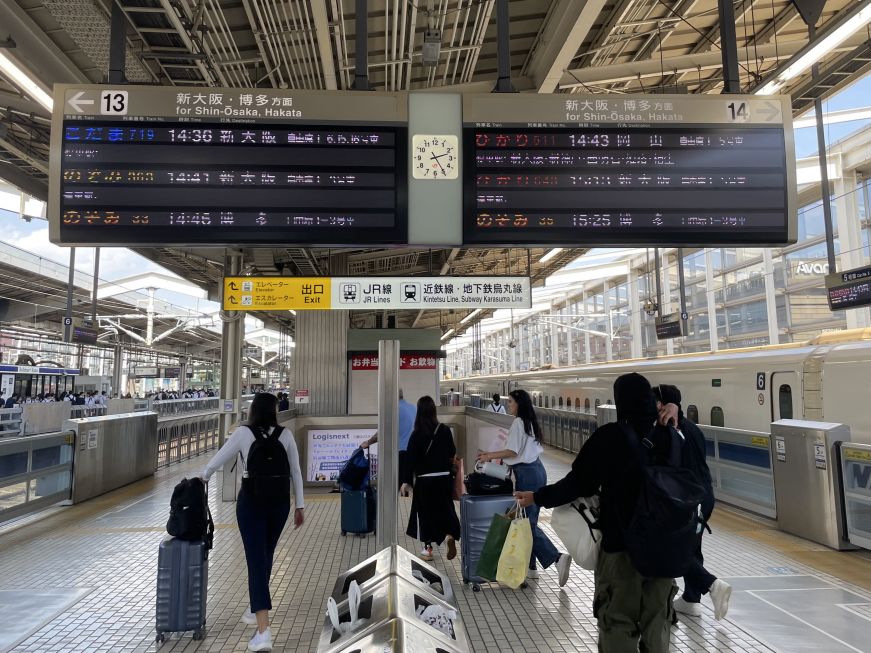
{"left": 412, "top": 134, "right": 459, "bottom": 180}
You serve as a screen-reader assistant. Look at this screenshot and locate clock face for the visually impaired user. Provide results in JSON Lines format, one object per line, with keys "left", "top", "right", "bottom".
{"left": 412, "top": 134, "right": 459, "bottom": 180}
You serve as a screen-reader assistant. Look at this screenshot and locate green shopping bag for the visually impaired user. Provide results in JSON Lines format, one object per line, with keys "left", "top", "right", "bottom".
{"left": 475, "top": 509, "right": 514, "bottom": 581}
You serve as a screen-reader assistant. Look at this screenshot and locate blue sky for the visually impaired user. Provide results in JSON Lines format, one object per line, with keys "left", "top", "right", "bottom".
{"left": 793, "top": 74, "right": 871, "bottom": 157}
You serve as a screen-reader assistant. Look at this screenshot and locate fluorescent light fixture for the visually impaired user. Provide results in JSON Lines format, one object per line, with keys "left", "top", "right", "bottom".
{"left": 288, "top": 309, "right": 296, "bottom": 315}
{"left": 755, "top": 2, "right": 871, "bottom": 95}
{"left": 0, "top": 51, "right": 53, "bottom": 112}
{"left": 539, "top": 248, "right": 563, "bottom": 263}
{"left": 460, "top": 309, "right": 482, "bottom": 324}
{"left": 440, "top": 328, "right": 456, "bottom": 341}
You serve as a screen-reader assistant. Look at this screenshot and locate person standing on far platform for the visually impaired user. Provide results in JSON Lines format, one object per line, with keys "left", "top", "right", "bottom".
{"left": 201, "top": 393, "right": 305, "bottom": 652}
{"left": 489, "top": 393, "right": 507, "bottom": 413}
{"left": 361, "top": 389, "right": 417, "bottom": 491}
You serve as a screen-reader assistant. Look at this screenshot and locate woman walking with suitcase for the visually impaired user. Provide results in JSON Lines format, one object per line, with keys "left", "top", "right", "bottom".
{"left": 404, "top": 396, "right": 461, "bottom": 562}
{"left": 202, "top": 393, "right": 305, "bottom": 652}
{"left": 477, "top": 389, "right": 572, "bottom": 587}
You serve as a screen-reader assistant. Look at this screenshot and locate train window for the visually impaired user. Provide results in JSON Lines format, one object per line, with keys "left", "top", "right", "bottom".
{"left": 711, "top": 406, "right": 725, "bottom": 427}
{"left": 687, "top": 405, "right": 699, "bottom": 424}
{"left": 551, "top": 396, "right": 556, "bottom": 408}
{"left": 545, "top": 396, "right": 550, "bottom": 408}
{"left": 558, "top": 397, "right": 564, "bottom": 408}
{"left": 779, "top": 384, "right": 793, "bottom": 419}
{"left": 585, "top": 398, "right": 591, "bottom": 412}
{"left": 594, "top": 399, "right": 601, "bottom": 409}
{"left": 575, "top": 398, "right": 581, "bottom": 410}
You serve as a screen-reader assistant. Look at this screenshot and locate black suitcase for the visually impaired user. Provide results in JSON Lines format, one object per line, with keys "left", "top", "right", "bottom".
{"left": 155, "top": 537, "right": 208, "bottom": 644}
{"left": 341, "top": 486, "right": 376, "bottom": 536}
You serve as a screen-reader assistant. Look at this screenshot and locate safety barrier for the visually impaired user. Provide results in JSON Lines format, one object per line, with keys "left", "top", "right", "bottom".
{"left": 840, "top": 442, "right": 871, "bottom": 550}
{"left": 0, "top": 430, "right": 74, "bottom": 522}
{"left": 157, "top": 412, "right": 222, "bottom": 468}
{"left": 699, "top": 425, "right": 776, "bottom": 519}
{"left": 537, "top": 407, "right": 598, "bottom": 454}
{"left": 0, "top": 407, "right": 23, "bottom": 437}
{"left": 70, "top": 405, "right": 107, "bottom": 419}
{"left": 151, "top": 397, "right": 220, "bottom": 417}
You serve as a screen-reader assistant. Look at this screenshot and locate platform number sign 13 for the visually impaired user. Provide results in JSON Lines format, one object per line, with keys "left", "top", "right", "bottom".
{"left": 727, "top": 101, "right": 749, "bottom": 122}
{"left": 100, "top": 90, "right": 128, "bottom": 115}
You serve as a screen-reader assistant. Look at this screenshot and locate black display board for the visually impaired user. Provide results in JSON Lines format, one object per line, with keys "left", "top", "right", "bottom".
{"left": 51, "top": 86, "right": 408, "bottom": 246}
{"left": 655, "top": 313, "right": 684, "bottom": 340}
{"left": 464, "top": 126, "right": 790, "bottom": 245}
{"left": 826, "top": 267, "right": 871, "bottom": 311}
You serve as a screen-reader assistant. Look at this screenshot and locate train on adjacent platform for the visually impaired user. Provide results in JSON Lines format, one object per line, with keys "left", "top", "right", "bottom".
{"left": 442, "top": 329, "right": 871, "bottom": 444}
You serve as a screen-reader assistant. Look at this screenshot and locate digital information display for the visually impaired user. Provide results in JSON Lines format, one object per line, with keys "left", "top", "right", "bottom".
{"left": 463, "top": 93, "right": 796, "bottom": 246}
{"left": 49, "top": 85, "right": 408, "bottom": 246}
{"left": 655, "top": 313, "right": 684, "bottom": 340}
{"left": 826, "top": 266, "right": 871, "bottom": 311}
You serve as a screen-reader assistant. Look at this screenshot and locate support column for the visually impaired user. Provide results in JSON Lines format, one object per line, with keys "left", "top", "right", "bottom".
{"left": 111, "top": 344, "right": 123, "bottom": 396}
{"left": 762, "top": 249, "right": 780, "bottom": 343}
{"left": 376, "top": 339, "right": 399, "bottom": 549}
{"left": 661, "top": 253, "right": 675, "bottom": 355}
{"left": 603, "top": 281, "right": 613, "bottom": 361}
{"left": 294, "top": 310, "right": 349, "bottom": 415}
{"left": 629, "top": 270, "right": 643, "bottom": 358}
{"left": 566, "top": 303, "right": 575, "bottom": 367}
{"left": 221, "top": 251, "right": 244, "bottom": 501}
{"left": 538, "top": 316, "right": 546, "bottom": 368}
{"left": 550, "top": 301, "right": 559, "bottom": 367}
{"left": 705, "top": 249, "right": 719, "bottom": 352}
{"left": 583, "top": 291, "right": 591, "bottom": 364}
{"left": 835, "top": 170, "right": 871, "bottom": 328}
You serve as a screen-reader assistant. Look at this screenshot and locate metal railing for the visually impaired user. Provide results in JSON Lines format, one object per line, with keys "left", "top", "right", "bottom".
{"left": 70, "top": 405, "right": 107, "bottom": 419}
{"left": 699, "top": 425, "right": 776, "bottom": 518}
{"left": 0, "top": 430, "right": 74, "bottom": 522}
{"left": 157, "top": 412, "right": 222, "bottom": 468}
{"left": 840, "top": 442, "right": 871, "bottom": 551}
{"left": 151, "top": 397, "right": 220, "bottom": 417}
{"left": 0, "top": 407, "right": 23, "bottom": 437}
{"left": 536, "top": 407, "right": 599, "bottom": 454}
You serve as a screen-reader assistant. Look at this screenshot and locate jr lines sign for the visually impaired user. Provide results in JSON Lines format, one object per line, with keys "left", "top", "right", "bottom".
{"left": 223, "top": 276, "right": 531, "bottom": 311}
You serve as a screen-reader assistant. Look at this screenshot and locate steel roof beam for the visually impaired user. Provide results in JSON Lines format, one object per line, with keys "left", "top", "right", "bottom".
{"left": 0, "top": 161, "right": 47, "bottom": 201}
{"left": 311, "top": 0, "right": 338, "bottom": 89}
{"left": 523, "top": 0, "right": 609, "bottom": 93}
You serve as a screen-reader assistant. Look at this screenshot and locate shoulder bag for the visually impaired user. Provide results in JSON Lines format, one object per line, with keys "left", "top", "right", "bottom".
{"left": 550, "top": 494, "right": 601, "bottom": 570}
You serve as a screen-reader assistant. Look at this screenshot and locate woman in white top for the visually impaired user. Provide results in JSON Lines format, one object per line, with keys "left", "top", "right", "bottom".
{"left": 476, "top": 389, "right": 571, "bottom": 587}
{"left": 201, "top": 393, "right": 305, "bottom": 652}
{"left": 490, "top": 393, "right": 507, "bottom": 414}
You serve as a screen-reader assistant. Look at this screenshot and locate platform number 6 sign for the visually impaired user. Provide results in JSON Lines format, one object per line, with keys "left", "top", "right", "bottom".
{"left": 100, "top": 90, "right": 128, "bottom": 115}
{"left": 756, "top": 372, "right": 766, "bottom": 391}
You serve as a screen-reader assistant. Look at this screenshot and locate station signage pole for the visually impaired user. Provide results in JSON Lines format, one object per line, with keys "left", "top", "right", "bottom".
{"left": 375, "top": 340, "right": 400, "bottom": 549}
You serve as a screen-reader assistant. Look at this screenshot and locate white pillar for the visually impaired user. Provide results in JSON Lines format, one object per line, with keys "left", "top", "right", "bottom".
{"left": 762, "top": 248, "right": 780, "bottom": 343}
{"left": 603, "top": 281, "right": 613, "bottom": 361}
{"left": 661, "top": 253, "right": 675, "bottom": 355}
{"left": 538, "top": 315, "right": 547, "bottom": 368}
{"left": 628, "top": 270, "right": 643, "bottom": 359}
{"left": 835, "top": 170, "right": 871, "bottom": 328}
{"left": 705, "top": 249, "right": 719, "bottom": 352}
{"left": 566, "top": 300, "right": 575, "bottom": 367}
{"left": 550, "top": 301, "right": 559, "bottom": 367}
{"left": 583, "top": 291, "right": 591, "bottom": 364}
{"left": 510, "top": 324, "right": 517, "bottom": 371}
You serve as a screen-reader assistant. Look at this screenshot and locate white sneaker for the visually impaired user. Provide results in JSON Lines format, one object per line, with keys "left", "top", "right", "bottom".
{"left": 673, "top": 597, "right": 702, "bottom": 617}
{"left": 526, "top": 568, "right": 539, "bottom": 579}
{"left": 709, "top": 579, "right": 732, "bottom": 620}
{"left": 248, "top": 626, "right": 273, "bottom": 652}
{"left": 241, "top": 608, "right": 257, "bottom": 625}
{"left": 419, "top": 546, "right": 434, "bottom": 561}
{"left": 556, "top": 553, "right": 572, "bottom": 587}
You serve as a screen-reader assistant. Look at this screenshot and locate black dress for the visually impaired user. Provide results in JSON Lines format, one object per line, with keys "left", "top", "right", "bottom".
{"left": 405, "top": 423, "right": 461, "bottom": 545}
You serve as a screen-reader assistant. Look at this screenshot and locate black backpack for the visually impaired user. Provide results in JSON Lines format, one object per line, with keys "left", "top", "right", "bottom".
{"left": 620, "top": 423, "right": 705, "bottom": 578}
{"left": 166, "top": 477, "right": 214, "bottom": 549}
{"left": 243, "top": 426, "right": 291, "bottom": 498}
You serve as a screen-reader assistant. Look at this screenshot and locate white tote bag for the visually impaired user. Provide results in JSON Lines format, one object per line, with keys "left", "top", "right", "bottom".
{"left": 550, "top": 495, "right": 601, "bottom": 571}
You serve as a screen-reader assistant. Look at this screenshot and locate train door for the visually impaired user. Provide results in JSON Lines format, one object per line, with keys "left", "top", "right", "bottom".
{"left": 771, "top": 372, "right": 799, "bottom": 422}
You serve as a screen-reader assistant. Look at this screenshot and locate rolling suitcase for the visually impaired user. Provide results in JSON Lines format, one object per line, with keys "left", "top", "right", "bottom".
{"left": 341, "top": 486, "right": 377, "bottom": 536}
{"left": 155, "top": 537, "right": 208, "bottom": 644}
{"left": 460, "top": 494, "right": 516, "bottom": 591}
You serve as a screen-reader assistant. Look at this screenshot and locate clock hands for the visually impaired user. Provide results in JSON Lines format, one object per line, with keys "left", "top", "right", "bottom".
{"left": 430, "top": 151, "right": 448, "bottom": 174}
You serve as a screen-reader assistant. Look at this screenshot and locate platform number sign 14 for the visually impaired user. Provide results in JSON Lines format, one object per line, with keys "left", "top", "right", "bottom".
{"left": 727, "top": 101, "right": 749, "bottom": 122}
{"left": 100, "top": 90, "right": 128, "bottom": 115}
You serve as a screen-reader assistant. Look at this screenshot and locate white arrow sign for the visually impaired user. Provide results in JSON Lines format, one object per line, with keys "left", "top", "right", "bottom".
{"left": 67, "top": 91, "right": 94, "bottom": 114}
{"left": 758, "top": 100, "right": 781, "bottom": 122}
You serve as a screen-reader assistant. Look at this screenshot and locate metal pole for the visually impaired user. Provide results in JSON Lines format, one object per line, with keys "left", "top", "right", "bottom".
{"left": 90, "top": 249, "right": 100, "bottom": 323}
{"left": 493, "top": 0, "right": 515, "bottom": 92}
{"left": 375, "top": 339, "right": 400, "bottom": 549}
{"left": 718, "top": 0, "right": 740, "bottom": 93}
{"left": 676, "top": 247, "right": 687, "bottom": 331}
{"left": 809, "top": 24, "right": 837, "bottom": 273}
{"left": 108, "top": 1, "right": 126, "bottom": 84}
{"left": 654, "top": 247, "right": 663, "bottom": 315}
{"left": 352, "top": 0, "right": 370, "bottom": 90}
{"left": 64, "top": 248, "right": 76, "bottom": 342}
{"left": 221, "top": 251, "right": 244, "bottom": 501}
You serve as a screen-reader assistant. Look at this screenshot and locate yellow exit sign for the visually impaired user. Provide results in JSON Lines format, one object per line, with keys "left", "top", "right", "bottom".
{"left": 222, "top": 277, "right": 330, "bottom": 310}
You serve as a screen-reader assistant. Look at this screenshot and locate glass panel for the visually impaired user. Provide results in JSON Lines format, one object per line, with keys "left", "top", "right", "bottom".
{"left": 0, "top": 451, "right": 28, "bottom": 480}
{"left": 29, "top": 470, "right": 71, "bottom": 498}
{"left": 0, "top": 481, "right": 27, "bottom": 511}
{"left": 779, "top": 385, "right": 793, "bottom": 420}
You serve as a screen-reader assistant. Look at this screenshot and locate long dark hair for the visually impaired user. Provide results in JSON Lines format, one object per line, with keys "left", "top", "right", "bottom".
{"left": 248, "top": 392, "right": 279, "bottom": 430}
{"left": 414, "top": 395, "right": 438, "bottom": 434}
{"left": 509, "top": 389, "right": 542, "bottom": 442}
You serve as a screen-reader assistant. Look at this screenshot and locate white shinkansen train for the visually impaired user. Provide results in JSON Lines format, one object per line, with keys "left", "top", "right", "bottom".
{"left": 442, "top": 328, "right": 871, "bottom": 444}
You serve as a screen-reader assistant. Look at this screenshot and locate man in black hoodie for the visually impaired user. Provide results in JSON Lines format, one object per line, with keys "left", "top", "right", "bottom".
{"left": 516, "top": 372, "right": 676, "bottom": 652}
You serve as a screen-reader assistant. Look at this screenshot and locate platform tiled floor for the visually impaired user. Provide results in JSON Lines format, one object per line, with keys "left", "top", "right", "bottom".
{"left": 1, "top": 447, "right": 870, "bottom": 652}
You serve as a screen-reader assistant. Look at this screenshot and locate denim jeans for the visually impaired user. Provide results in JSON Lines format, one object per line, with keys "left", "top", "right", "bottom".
{"left": 512, "top": 459, "right": 561, "bottom": 569}
{"left": 237, "top": 487, "right": 291, "bottom": 612}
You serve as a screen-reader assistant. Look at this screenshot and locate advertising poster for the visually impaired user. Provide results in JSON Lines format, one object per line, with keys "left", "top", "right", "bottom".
{"left": 307, "top": 428, "right": 377, "bottom": 482}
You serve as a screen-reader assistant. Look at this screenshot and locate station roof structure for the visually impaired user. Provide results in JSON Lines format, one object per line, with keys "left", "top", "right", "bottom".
{"left": 1, "top": 0, "right": 869, "bottom": 337}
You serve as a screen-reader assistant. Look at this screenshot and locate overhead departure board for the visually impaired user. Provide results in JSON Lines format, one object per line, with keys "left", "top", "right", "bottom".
{"left": 49, "top": 85, "right": 408, "bottom": 246}
{"left": 463, "top": 93, "right": 796, "bottom": 246}
{"left": 826, "top": 266, "right": 871, "bottom": 311}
